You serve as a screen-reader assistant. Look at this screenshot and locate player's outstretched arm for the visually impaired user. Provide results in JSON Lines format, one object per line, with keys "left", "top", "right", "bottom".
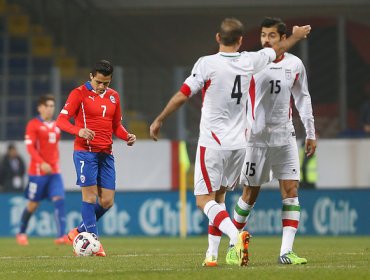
{"left": 273, "top": 25, "right": 311, "bottom": 57}
{"left": 150, "top": 91, "right": 188, "bottom": 141}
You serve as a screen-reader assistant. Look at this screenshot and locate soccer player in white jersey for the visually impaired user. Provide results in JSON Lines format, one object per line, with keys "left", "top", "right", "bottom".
{"left": 150, "top": 18, "right": 311, "bottom": 267}
{"left": 228, "top": 17, "right": 316, "bottom": 265}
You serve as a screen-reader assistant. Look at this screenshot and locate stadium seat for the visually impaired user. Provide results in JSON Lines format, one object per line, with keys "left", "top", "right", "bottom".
{"left": 0, "top": 16, "right": 5, "bottom": 33}
{"left": 32, "top": 78, "right": 51, "bottom": 95}
{"left": 0, "top": 57, "right": 3, "bottom": 74}
{"left": 9, "top": 78, "right": 27, "bottom": 95}
{"left": 32, "top": 57, "right": 53, "bottom": 74}
{"left": 6, "top": 120, "right": 25, "bottom": 140}
{"left": 7, "top": 14, "right": 29, "bottom": 36}
{"left": 8, "top": 56, "right": 28, "bottom": 75}
{"left": 7, "top": 98, "right": 26, "bottom": 117}
{"left": 128, "top": 120, "right": 150, "bottom": 138}
{"left": 55, "top": 56, "right": 77, "bottom": 78}
{"left": 9, "top": 36, "right": 29, "bottom": 54}
{"left": 0, "top": 0, "right": 6, "bottom": 13}
{"left": 31, "top": 35, "right": 53, "bottom": 57}
{"left": 61, "top": 79, "right": 78, "bottom": 96}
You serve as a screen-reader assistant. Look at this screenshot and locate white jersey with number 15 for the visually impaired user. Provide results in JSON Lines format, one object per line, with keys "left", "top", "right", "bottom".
{"left": 247, "top": 52, "right": 315, "bottom": 147}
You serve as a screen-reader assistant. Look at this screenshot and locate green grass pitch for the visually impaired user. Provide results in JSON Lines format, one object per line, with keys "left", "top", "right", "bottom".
{"left": 0, "top": 236, "right": 369, "bottom": 280}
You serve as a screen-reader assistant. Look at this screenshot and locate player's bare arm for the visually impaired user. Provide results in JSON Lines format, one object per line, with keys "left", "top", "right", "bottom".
{"left": 305, "top": 138, "right": 317, "bottom": 157}
{"left": 273, "top": 25, "right": 311, "bottom": 57}
{"left": 78, "top": 128, "right": 95, "bottom": 141}
{"left": 150, "top": 91, "right": 188, "bottom": 141}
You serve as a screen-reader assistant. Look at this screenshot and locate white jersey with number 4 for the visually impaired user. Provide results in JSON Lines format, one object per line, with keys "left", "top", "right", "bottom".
{"left": 180, "top": 48, "right": 276, "bottom": 150}
{"left": 247, "top": 52, "right": 315, "bottom": 147}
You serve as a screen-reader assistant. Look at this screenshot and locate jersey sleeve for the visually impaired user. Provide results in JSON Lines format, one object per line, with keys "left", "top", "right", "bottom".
{"left": 249, "top": 48, "right": 276, "bottom": 74}
{"left": 56, "top": 89, "right": 83, "bottom": 136}
{"left": 24, "top": 121, "right": 45, "bottom": 163}
{"left": 291, "top": 61, "right": 316, "bottom": 140}
{"left": 112, "top": 93, "right": 129, "bottom": 141}
{"left": 180, "top": 57, "right": 208, "bottom": 97}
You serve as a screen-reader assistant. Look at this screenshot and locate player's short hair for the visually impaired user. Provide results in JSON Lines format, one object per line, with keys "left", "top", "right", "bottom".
{"left": 261, "top": 17, "right": 287, "bottom": 36}
{"left": 219, "top": 18, "right": 244, "bottom": 46}
{"left": 91, "top": 60, "right": 114, "bottom": 77}
{"left": 38, "top": 94, "right": 55, "bottom": 106}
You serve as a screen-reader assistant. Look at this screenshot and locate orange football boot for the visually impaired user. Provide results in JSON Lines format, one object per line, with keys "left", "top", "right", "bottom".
{"left": 94, "top": 243, "right": 106, "bottom": 257}
{"left": 16, "top": 233, "right": 29, "bottom": 246}
{"left": 67, "top": 227, "right": 79, "bottom": 243}
{"left": 54, "top": 234, "right": 72, "bottom": 245}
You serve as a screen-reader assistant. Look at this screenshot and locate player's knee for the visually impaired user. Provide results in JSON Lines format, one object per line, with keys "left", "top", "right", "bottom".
{"left": 27, "top": 202, "right": 39, "bottom": 213}
{"left": 99, "top": 197, "right": 114, "bottom": 209}
{"left": 195, "top": 196, "right": 209, "bottom": 211}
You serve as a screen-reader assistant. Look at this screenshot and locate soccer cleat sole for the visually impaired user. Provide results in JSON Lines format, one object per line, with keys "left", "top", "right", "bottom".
{"left": 202, "top": 261, "right": 218, "bottom": 267}
{"left": 239, "top": 231, "right": 251, "bottom": 266}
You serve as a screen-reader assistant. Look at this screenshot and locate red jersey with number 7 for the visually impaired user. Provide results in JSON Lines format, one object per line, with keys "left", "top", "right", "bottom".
{"left": 24, "top": 116, "right": 61, "bottom": 175}
{"left": 56, "top": 82, "right": 129, "bottom": 154}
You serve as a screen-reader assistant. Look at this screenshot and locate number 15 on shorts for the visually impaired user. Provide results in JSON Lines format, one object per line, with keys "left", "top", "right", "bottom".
{"left": 245, "top": 162, "right": 256, "bottom": 176}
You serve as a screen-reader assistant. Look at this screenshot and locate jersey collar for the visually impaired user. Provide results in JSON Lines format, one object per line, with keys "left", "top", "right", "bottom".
{"left": 273, "top": 54, "right": 285, "bottom": 63}
{"left": 85, "top": 81, "right": 94, "bottom": 91}
{"left": 219, "top": 52, "right": 240, "bottom": 57}
{"left": 85, "top": 81, "right": 107, "bottom": 96}
{"left": 36, "top": 115, "right": 53, "bottom": 124}
{"left": 36, "top": 115, "right": 44, "bottom": 122}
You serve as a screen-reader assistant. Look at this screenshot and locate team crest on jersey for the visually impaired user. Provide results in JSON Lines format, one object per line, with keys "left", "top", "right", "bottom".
{"left": 80, "top": 175, "right": 86, "bottom": 183}
{"left": 110, "top": 95, "right": 116, "bottom": 104}
{"left": 285, "top": 69, "right": 292, "bottom": 80}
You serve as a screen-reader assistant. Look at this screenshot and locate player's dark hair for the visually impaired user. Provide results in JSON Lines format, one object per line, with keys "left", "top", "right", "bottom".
{"left": 91, "top": 60, "right": 114, "bottom": 77}
{"left": 219, "top": 18, "right": 244, "bottom": 46}
{"left": 38, "top": 94, "right": 55, "bottom": 106}
{"left": 261, "top": 17, "right": 287, "bottom": 36}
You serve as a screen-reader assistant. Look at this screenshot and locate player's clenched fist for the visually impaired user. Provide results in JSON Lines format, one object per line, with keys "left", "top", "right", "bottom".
{"left": 126, "top": 133, "right": 136, "bottom": 146}
{"left": 40, "top": 162, "right": 52, "bottom": 174}
{"left": 78, "top": 128, "right": 95, "bottom": 140}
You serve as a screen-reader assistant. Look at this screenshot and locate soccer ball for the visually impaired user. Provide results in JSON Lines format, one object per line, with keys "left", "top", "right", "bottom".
{"left": 73, "top": 232, "right": 101, "bottom": 256}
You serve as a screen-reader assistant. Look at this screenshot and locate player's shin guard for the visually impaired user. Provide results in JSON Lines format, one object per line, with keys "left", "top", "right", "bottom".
{"left": 53, "top": 199, "right": 66, "bottom": 238}
{"left": 95, "top": 203, "right": 110, "bottom": 220}
{"left": 204, "top": 200, "right": 238, "bottom": 246}
{"left": 206, "top": 202, "right": 225, "bottom": 258}
{"left": 233, "top": 197, "right": 254, "bottom": 231}
{"left": 19, "top": 208, "right": 33, "bottom": 234}
{"left": 81, "top": 201, "right": 98, "bottom": 235}
{"left": 77, "top": 203, "right": 110, "bottom": 233}
{"left": 280, "top": 197, "right": 300, "bottom": 256}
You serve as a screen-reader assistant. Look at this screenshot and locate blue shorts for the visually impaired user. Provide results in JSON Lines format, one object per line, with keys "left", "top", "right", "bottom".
{"left": 25, "top": 173, "right": 65, "bottom": 202}
{"left": 73, "top": 151, "right": 116, "bottom": 190}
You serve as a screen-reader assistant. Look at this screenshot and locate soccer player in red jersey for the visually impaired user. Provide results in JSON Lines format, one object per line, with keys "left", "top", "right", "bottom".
{"left": 56, "top": 60, "right": 136, "bottom": 257}
{"left": 16, "top": 95, "right": 69, "bottom": 246}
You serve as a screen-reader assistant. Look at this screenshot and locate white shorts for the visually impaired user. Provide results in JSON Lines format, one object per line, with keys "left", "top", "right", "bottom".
{"left": 194, "top": 145, "right": 246, "bottom": 195}
{"left": 240, "top": 141, "right": 300, "bottom": 186}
